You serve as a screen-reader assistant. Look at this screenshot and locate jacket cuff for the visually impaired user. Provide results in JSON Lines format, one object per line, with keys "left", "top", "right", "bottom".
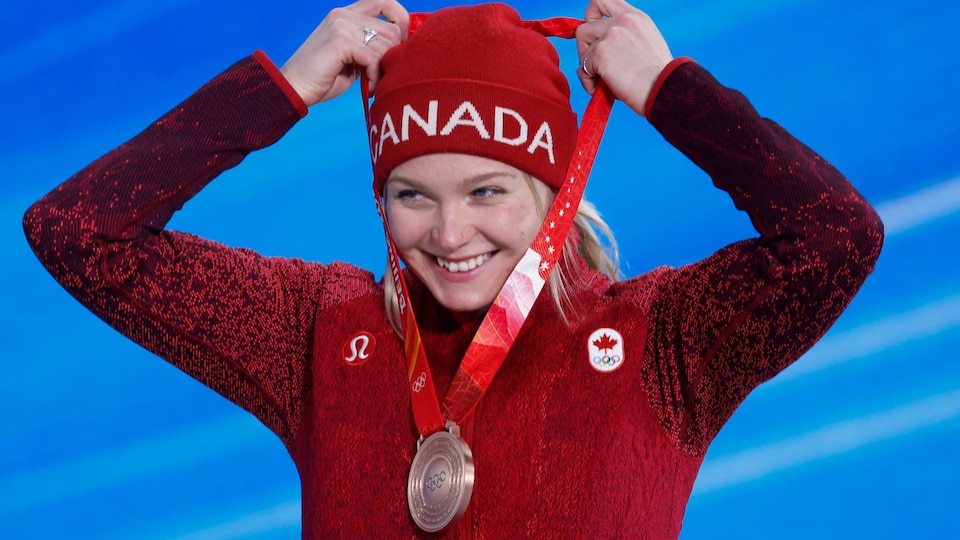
{"left": 643, "top": 56, "right": 696, "bottom": 118}
{"left": 253, "top": 49, "right": 309, "bottom": 118}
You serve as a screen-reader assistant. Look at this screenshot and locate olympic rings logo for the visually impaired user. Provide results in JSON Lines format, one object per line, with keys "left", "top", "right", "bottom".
{"left": 411, "top": 372, "right": 427, "bottom": 393}
{"left": 426, "top": 471, "right": 447, "bottom": 492}
{"left": 592, "top": 355, "right": 621, "bottom": 367}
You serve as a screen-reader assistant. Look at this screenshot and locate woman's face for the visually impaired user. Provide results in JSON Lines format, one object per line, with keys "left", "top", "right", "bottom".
{"left": 384, "top": 153, "right": 555, "bottom": 313}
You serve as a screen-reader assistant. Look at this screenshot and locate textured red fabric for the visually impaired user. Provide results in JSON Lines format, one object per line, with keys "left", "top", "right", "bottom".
{"left": 645, "top": 56, "right": 695, "bottom": 118}
{"left": 24, "top": 54, "right": 883, "bottom": 539}
{"left": 369, "top": 3, "right": 579, "bottom": 193}
{"left": 254, "top": 49, "right": 308, "bottom": 118}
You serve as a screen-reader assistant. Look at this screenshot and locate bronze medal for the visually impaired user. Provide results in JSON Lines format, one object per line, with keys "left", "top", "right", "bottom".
{"left": 407, "top": 423, "right": 474, "bottom": 533}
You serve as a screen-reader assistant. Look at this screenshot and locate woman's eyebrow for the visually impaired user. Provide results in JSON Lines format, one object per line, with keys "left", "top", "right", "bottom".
{"left": 462, "top": 171, "right": 516, "bottom": 186}
{"left": 388, "top": 170, "right": 517, "bottom": 189}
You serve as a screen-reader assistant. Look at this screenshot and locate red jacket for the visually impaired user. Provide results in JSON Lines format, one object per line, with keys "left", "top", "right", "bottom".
{"left": 23, "top": 52, "right": 883, "bottom": 538}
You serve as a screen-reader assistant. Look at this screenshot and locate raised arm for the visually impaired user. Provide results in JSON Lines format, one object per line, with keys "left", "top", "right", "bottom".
{"left": 644, "top": 59, "right": 882, "bottom": 454}
{"left": 22, "top": 53, "right": 316, "bottom": 442}
{"left": 577, "top": 0, "right": 884, "bottom": 454}
{"left": 23, "top": 1, "right": 411, "bottom": 446}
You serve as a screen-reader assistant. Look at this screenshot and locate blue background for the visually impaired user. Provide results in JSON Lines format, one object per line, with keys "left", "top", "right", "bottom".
{"left": 3, "top": 0, "right": 959, "bottom": 538}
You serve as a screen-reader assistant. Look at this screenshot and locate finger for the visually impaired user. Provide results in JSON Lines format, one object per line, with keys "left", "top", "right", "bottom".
{"left": 376, "top": 0, "right": 410, "bottom": 40}
{"left": 347, "top": 0, "right": 410, "bottom": 40}
{"left": 326, "top": 16, "right": 379, "bottom": 58}
{"left": 361, "top": 31, "right": 392, "bottom": 55}
{"left": 351, "top": 23, "right": 397, "bottom": 91}
{"left": 586, "top": 0, "right": 623, "bottom": 21}
{"left": 584, "top": 0, "right": 605, "bottom": 22}
{"left": 577, "top": 59, "right": 598, "bottom": 96}
{"left": 360, "top": 20, "right": 402, "bottom": 49}
{"left": 337, "top": 13, "right": 399, "bottom": 48}
{"left": 575, "top": 38, "right": 598, "bottom": 95}
{"left": 580, "top": 54, "right": 594, "bottom": 79}
{"left": 366, "top": 61, "right": 383, "bottom": 93}
{"left": 329, "top": 22, "right": 380, "bottom": 73}
{"left": 350, "top": 42, "right": 384, "bottom": 92}
{"left": 575, "top": 19, "right": 606, "bottom": 57}
{"left": 579, "top": 49, "right": 599, "bottom": 80}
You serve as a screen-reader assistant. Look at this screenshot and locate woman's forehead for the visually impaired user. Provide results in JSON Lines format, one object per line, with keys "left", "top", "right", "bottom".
{"left": 387, "top": 154, "right": 524, "bottom": 183}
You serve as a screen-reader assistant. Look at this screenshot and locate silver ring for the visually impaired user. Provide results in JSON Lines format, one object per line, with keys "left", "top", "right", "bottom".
{"left": 362, "top": 27, "right": 378, "bottom": 46}
{"left": 581, "top": 57, "right": 592, "bottom": 77}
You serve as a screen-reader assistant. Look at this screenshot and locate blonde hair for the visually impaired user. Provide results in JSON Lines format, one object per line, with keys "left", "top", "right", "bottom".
{"left": 382, "top": 176, "right": 620, "bottom": 333}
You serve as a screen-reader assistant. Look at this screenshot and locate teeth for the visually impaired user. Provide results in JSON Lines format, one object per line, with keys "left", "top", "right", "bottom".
{"left": 437, "top": 253, "right": 492, "bottom": 273}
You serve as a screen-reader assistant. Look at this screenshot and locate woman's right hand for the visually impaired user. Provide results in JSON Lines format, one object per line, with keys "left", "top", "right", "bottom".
{"left": 280, "top": 0, "right": 409, "bottom": 107}
{"left": 576, "top": 0, "right": 673, "bottom": 117}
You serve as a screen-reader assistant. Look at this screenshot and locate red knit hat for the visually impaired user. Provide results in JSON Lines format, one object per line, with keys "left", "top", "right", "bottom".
{"left": 368, "top": 3, "right": 578, "bottom": 194}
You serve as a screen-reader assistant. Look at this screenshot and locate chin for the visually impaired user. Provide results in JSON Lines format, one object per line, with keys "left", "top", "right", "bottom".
{"left": 434, "top": 293, "right": 494, "bottom": 315}
{"left": 418, "top": 267, "right": 505, "bottom": 314}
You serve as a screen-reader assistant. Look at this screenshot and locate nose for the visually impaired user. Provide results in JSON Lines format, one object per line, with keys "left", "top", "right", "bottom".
{"left": 434, "top": 204, "right": 473, "bottom": 252}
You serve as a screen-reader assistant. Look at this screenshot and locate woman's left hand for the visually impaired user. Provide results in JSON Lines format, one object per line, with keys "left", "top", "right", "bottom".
{"left": 576, "top": 0, "right": 674, "bottom": 116}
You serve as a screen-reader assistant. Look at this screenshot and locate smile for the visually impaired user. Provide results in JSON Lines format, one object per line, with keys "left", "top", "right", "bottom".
{"left": 436, "top": 253, "right": 493, "bottom": 273}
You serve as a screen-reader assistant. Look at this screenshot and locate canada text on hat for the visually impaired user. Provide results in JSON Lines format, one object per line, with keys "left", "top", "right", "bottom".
{"left": 369, "top": 3, "right": 578, "bottom": 194}
{"left": 369, "top": 97, "right": 559, "bottom": 169}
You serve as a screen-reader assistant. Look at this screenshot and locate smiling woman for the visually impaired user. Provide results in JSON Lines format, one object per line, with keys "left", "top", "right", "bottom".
{"left": 21, "top": 0, "right": 883, "bottom": 538}
{"left": 384, "top": 154, "right": 556, "bottom": 313}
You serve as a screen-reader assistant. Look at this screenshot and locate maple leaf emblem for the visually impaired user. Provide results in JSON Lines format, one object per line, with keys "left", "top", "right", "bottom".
{"left": 593, "top": 333, "right": 618, "bottom": 353}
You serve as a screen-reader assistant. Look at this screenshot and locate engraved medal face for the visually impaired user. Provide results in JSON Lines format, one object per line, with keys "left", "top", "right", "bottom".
{"left": 407, "top": 428, "right": 474, "bottom": 533}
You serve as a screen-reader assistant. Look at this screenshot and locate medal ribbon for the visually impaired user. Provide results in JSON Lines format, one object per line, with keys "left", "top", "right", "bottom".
{"left": 364, "top": 13, "right": 615, "bottom": 436}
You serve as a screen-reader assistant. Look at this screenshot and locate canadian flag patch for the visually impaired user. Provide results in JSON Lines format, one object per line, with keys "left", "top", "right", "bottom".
{"left": 588, "top": 328, "right": 624, "bottom": 373}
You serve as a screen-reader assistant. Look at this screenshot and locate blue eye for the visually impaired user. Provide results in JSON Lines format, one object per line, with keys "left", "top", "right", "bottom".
{"left": 472, "top": 187, "right": 503, "bottom": 198}
{"left": 395, "top": 189, "right": 421, "bottom": 200}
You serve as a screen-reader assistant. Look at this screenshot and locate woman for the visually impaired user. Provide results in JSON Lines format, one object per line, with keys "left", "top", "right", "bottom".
{"left": 23, "top": 0, "right": 883, "bottom": 537}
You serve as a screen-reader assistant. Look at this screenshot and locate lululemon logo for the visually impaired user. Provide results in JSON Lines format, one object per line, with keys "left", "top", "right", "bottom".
{"left": 588, "top": 328, "right": 625, "bottom": 373}
{"left": 341, "top": 332, "right": 376, "bottom": 366}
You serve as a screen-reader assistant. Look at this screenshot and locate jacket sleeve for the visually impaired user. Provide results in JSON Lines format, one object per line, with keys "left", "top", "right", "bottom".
{"left": 634, "top": 59, "right": 884, "bottom": 456}
{"left": 22, "top": 52, "right": 323, "bottom": 445}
